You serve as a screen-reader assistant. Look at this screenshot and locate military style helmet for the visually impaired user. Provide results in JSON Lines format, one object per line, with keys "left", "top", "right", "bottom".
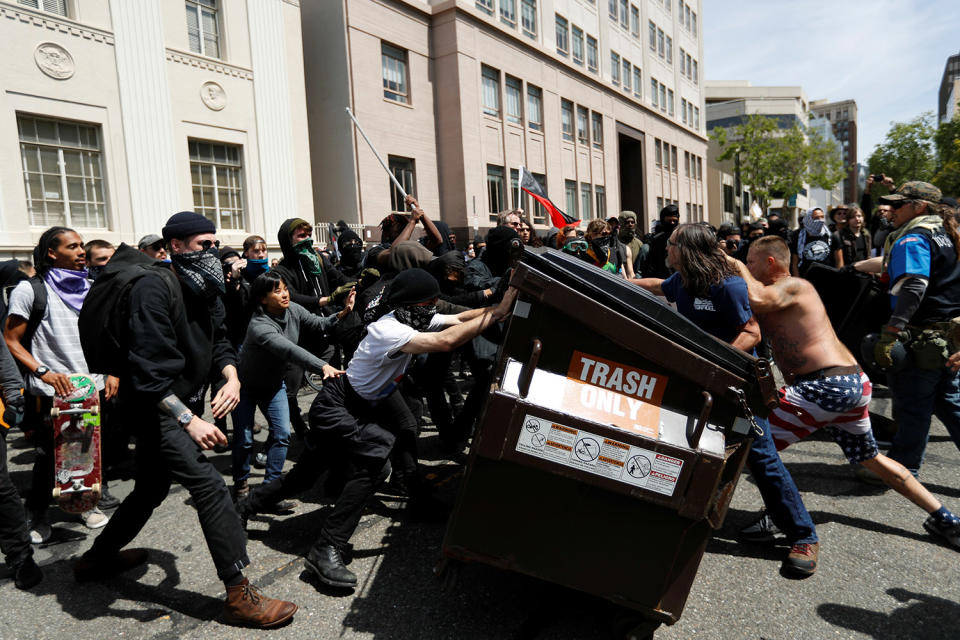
{"left": 860, "top": 333, "right": 909, "bottom": 374}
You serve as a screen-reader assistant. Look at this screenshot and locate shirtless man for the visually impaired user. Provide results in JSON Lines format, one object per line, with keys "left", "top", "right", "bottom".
{"left": 735, "top": 236, "right": 960, "bottom": 560}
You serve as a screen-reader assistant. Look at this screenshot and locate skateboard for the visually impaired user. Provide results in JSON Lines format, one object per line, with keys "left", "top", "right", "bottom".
{"left": 50, "top": 373, "right": 101, "bottom": 513}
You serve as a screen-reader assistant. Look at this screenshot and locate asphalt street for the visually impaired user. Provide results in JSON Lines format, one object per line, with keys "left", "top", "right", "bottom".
{"left": 1, "top": 382, "right": 958, "bottom": 640}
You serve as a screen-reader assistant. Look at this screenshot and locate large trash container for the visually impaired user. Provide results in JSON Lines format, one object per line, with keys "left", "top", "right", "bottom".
{"left": 441, "top": 248, "right": 777, "bottom": 635}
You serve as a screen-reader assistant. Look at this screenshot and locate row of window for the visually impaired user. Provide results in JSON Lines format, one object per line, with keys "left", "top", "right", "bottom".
{"left": 481, "top": 66, "right": 548, "bottom": 133}
{"left": 486, "top": 165, "right": 608, "bottom": 225}
{"left": 647, "top": 20, "right": 673, "bottom": 65}
{"left": 680, "top": 98, "right": 701, "bottom": 129}
{"left": 655, "top": 197, "right": 703, "bottom": 220}
{"left": 609, "top": 0, "right": 642, "bottom": 39}
{"left": 566, "top": 179, "right": 607, "bottom": 221}
{"left": 17, "top": 113, "right": 245, "bottom": 230}
{"left": 477, "top": 0, "right": 539, "bottom": 39}
{"left": 679, "top": 1, "right": 697, "bottom": 36}
{"left": 560, "top": 100, "right": 604, "bottom": 149}
{"left": 610, "top": 52, "right": 643, "bottom": 101}
{"left": 678, "top": 47, "right": 698, "bottom": 85}
{"left": 652, "top": 139, "right": 703, "bottom": 181}
{"left": 555, "top": 15, "right": 600, "bottom": 72}
{"left": 649, "top": 77, "right": 674, "bottom": 116}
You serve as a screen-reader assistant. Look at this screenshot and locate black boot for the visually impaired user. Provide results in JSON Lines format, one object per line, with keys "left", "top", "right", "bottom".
{"left": 305, "top": 542, "right": 356, "bottom": 588}
{"left": 13, "top": 556, "right": 42, "bottom": 590}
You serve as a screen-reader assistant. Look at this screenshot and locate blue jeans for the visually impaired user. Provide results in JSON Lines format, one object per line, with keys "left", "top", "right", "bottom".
{"left": 746, "top": 417, "right": 818, "bottom": 544}
{"left": 887, "top": 365, "right": 960, "bottom": 475}
{"left": 231, "top": 384, "right": 290, "bottom": 484}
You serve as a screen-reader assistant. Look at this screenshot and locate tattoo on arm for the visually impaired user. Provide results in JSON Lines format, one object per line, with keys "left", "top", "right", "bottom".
{"left": 158, "top": 393, "right": 190, "bottom": 420}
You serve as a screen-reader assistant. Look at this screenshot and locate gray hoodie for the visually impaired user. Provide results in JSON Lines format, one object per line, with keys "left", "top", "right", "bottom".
{"left": 238, "top": 302, "right": 338, "bottom": 394}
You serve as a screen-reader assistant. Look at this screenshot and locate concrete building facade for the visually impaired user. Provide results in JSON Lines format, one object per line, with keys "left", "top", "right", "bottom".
{"left": 302, "top": 0, "right": 708, "bottom": 241}
{"left": 0, "top": 0, "right": 312, "bottom": 258}
{"left": 938, "top": 52, "right": 960, "bottom": 124}
{"left": 809, "top": 98, "right": 857, "bottom": 203}
{"left": 703, "top": 81, "right": 810, "bottom": 228}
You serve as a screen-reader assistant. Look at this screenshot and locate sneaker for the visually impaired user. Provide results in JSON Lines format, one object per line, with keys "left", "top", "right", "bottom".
{"left": 29, "top": 519, "right": 52, "bottom": 545}
{"left": 98, "top": 486, "right": 121, "bottom": 511}
{"left": 305, "top": 543, "right": 357, "bottom": 588}
{"left": 253, "top": 453, "right": 267, "bottom": 469}
{"left": 738, "top": 512, "right": 782, "bottom": 543}
{"left": 783, "top": 542, "right": 819, "bottom": 577}
{"left": 923, "top": 515, "right": 960, "bottom": 549}
{"left": 81, "top": 507, "right": 109, "bottom": 530}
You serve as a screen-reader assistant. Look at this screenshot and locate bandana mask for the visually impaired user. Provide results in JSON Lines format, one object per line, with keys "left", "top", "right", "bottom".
{"left": 803, "top": 212, "right": 826, "bottom": 237}
{"left": 294, "top": 238, "right": 323, "bottom": 277}
{"left": 393, "top": 304, "right": 437, "bottom": 331}
{"left": 45, "top": 268, "right": 90, "bottom": 313}
{"left": 171, "top": 247, "right": 225, "bottom": 298}
{"left": 243, "top": 258, "right": 270, "bottom": 279}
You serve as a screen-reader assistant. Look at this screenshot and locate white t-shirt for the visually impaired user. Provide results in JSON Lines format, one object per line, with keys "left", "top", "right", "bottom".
{"left": 346, "top": 311, "right": 454, "bottom": 401}
{"left": 7, "top": 279, "right": 104, "bottom": 396}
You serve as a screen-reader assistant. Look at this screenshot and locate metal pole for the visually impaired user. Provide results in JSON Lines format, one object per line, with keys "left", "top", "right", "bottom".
{"left": 345, "top": 107, "right": 407, "bottom": 200}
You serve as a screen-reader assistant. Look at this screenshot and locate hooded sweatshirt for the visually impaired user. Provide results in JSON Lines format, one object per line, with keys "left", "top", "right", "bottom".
{"left": 274, "top": 217, "right": 347, "bottom": 314}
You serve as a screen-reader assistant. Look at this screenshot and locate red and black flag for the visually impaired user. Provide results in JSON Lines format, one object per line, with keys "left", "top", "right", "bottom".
{"left": 519, "top": 166, "right": 579, "bottom": 229}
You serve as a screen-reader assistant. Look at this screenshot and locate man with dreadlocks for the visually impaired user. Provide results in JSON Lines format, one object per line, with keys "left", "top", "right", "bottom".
{"left": 237, "top": 268, "right": 516, "bottom": 589}
{"left": 363, "top": 195, "right": 444, "bottom": 269}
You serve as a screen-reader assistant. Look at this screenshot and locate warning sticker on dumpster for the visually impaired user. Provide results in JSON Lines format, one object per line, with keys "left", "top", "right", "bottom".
{"left": 515, "top": 414, "right": 683, "bottom": 496}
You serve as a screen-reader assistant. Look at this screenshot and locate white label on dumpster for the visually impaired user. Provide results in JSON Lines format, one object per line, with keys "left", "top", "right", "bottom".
{"left": 515, "top": 414, "right": 683, "bottom": 496}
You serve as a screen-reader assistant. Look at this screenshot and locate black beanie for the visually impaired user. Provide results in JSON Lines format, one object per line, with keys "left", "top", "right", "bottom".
{"left": 485, "top": 226, "right": 519, "bottom": 252}
{"left": 387, "top": 268, "right": 440, "bottom": 306}
{"left": 162, "top": 211, "right": 216, "bottom": 242}
{"left": 660, "top": 204, "right": 679, "bottom": 219}
{"left": 218, "top": 246, "right": 240, "bottom": 262}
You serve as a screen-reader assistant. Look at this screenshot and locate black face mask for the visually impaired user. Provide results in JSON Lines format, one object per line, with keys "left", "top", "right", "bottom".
{"left": 725, "top": 239, "right": 740, "bottom": 251}
{"left": 393, "top": 304, "right": 437, "bottom": 331}
{"left": 87, "top": 265, "right": 105, "bottom": 280}
{"left": 590, "top": 236, "right": 611, "bottom": 258}
{"left": 341, "top": 243, "right": 363, "bottom": 267}
{"left": 661, "top": 220, "right": 678, "bottom": 234}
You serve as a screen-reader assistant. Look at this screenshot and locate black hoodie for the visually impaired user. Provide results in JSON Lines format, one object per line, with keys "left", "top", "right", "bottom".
{"left": 274, "top": 218, "right": 347, "bottom": 314}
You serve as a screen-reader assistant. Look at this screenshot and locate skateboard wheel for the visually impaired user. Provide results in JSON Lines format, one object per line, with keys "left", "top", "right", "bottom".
{"left": 53, "top": 487, "right": 61, "bottom": 499}
{"left": 91, "top": 482, "right": 100, "bottom": 495}
{"left": 89, "top": 405, "right": 100, "bottom": 416}
{"left": 50, "top": 407, "right": 60, "bottom": 418}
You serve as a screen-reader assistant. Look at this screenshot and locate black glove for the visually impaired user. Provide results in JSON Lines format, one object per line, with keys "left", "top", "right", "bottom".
{"left": 2, "top": 396, "right": 25, "bottom": 428}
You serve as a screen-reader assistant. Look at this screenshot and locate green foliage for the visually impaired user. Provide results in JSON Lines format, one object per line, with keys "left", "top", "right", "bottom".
{"left": 934, "top": 114, "right": 960, "bottom": 196}
{"left": 867, "top": 113, "right": 936, "bottom": 187}
{"left": 712, "top": 114, "right": 846, "bottom": 210}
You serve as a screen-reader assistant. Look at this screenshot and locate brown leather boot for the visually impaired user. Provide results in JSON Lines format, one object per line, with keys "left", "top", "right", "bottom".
{"left": 221, "top": 578, "right": 298, "bottom": 628}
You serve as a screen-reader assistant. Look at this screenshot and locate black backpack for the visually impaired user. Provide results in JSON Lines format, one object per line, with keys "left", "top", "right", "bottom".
{"left": 0, "top": 260, "right": 47, "bottom": 376}
{"left": 78, "top": 243, "right": 183, "bottom": 377}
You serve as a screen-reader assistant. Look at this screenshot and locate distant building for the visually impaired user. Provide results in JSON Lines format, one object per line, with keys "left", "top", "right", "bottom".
{"left": 806, "top": 115, "right": 843, "bottom": 211}
{"left": 703, "top": 81, "right": 810, "bottom": 228}
{"left": 809, "top": 98, "right": 858, "bottom": 203}
{"left": 301, "top": 0, "right": 708, "bottom": 240}
{"left": 938, "top": 52, "right": 960, "bottom": 123}
{"left": 0, "top": 0, "right": 313, "bottom": 259}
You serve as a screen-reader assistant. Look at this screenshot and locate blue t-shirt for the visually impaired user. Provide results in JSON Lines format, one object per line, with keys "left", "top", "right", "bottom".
{"left": 887, "top": 232, "right": 932, "bottom": 310}
{"left": 661, "top": 273, "right": 753, "bottom": 344}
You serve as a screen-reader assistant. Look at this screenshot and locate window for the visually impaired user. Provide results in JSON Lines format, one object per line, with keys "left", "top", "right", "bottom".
{"left": 381, "top": 43, "right": 409, "bottom": 104}
{"left": 671, "top": 146, "right": 678, "bottom": 174}
{"left": 530, "top": 172, "right": 548, "bottom": 224}
{"left": 657, "top": 28, "right": 665, "bottom": 58}
{"left": 565, "top": 180, "right": 578, "bottom": 217}
{"left": 186, "top": 0, "right": 220, "bottom": 58}
{"left": 632, "top": 66, "right": 642, "bottom": 97}
{"left": 388, "top": 155, "right": 416, "bottom": 213}
{"left": 19, "top": 114, "right": 106, "bottom": 228}
{"left": 572, "top": 25, "right": 584, "bottom": 64}
{"left": 667, "top": 89, "right": 674, "bottom": 116}
{"left": 487, "top": 164, "right": 505, "bottom": 217}
{"left": 659, "top": 83, "right": 666, "bottom": 112}
{"left": 595, "top": 186, "right": 606, "bottom": 219}
{"left": 694, "top": 106, "right": 700, "bottom": 129}
{"left": 521, "top": 0, "right": 537, "bottom": 37}
{"left": 586, "top": 35, "right": 598, "bottom": 72}
{"left": 648, "top": 21, "right": 656, "bottom": 51}
{"left": 684, "top": 151, "right": 690, "bottom": 176}
{"left": 576, "top": 106, "right": 589, "bottom": 144}
{"left": 685, "top": 4, "right": 690, "bottom": 30}
{"left": 580, "top": 183, "right": 592, "bottom": 219}
{"left": 609, "top": 0, "right": 617, "bottom": 21}
{"left": 662, "top": 143, "right": 670, "bottom": 172}
{"left": 723, "top": 184, "right": 734, "bottom": 213}
{"left": 650, "top": 77, "right": 658, "bottom": 108}
{"left": 611, "top": 52, "right": 621, "bottom": 85}
{"left": 686, "top": 53, "right": 692, "bottom": 79}
{"left": 591, "top": 112, "right": 603, "bottom": 148}
{"left": 665, "top": 36, "right": 672, "bottom": 64}
{"left": 622, "top": 59, "right": 631, "bottom": 93}
{"left": 665, "top": 0, "right": 670, "bottom": 13}
{"left": 476, "top": 0, "right": 494, "bottom": 14}
{"left": 510, "top": 169, "right": 522, "bottom": 209}
{"left": 505, "top": 76, "right": 523, "bottom": 124}
{"left": 555, "top": 14, "right": 569, "bottom": 55}
{"left": 691, "top": 11, "right": 697, "bottom": 36}
{"left": 630, "top": 5, "right": 639, "bottom": 37}
{"left": 189, "top": 139, "right": 244, "bottom": 230}
{"left": 696, "top": 157, "right": 703, "bottom": 180}
{"left": 527, "top": 85, "right": 543, "bottom": 131}
{"left": 679, "top": 48, "right": 686, "bottom": 75}
{"left": 654, "top": 139, "right": 662, "bottom": 166}
{"left": 482, "top": 65, "right": 500, "bottom": 117}
{"left": 688, "top": 101, "right": 694, "bottom": 125}
{"left": 561, "top": 99, "right": 574, "bottom": 141}
{"left": 657, "top": 196, "right": 664, "bottom": 211}
{"left": 681, "top": 98, "right": 687, "bottom": 123}
{"left": 692, "top": 59, "right": 698, "bottom": 85}
{"left": 500, "top": 0, "right": 516, "bottom": 26}
{"left": 17, "top": 0, "right": 68, "bottom": 16}
{"left": 619, "top": 0, "right": 628, "bottom": 27}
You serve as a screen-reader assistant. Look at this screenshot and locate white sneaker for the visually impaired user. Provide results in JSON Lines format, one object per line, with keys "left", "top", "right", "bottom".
{"left": 81, "top": 507, "right": 109, "bottom": 530}
{"left": 29, "top": 520, "right": 52, "bottom": 544}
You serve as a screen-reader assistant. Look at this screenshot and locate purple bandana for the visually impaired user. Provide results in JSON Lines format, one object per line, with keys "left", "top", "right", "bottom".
{"left": 45, "top": 268, "right": 90, "bottom": 313}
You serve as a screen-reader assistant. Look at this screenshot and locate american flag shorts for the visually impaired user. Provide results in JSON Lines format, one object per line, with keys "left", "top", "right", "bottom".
{"left": 769, "top": 371, "right": 879, "bottom": 464}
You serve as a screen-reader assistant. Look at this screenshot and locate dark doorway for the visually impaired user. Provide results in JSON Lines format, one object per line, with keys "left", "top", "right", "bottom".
{"left": 618, "top": 129, "right": 645, "bottom": 230}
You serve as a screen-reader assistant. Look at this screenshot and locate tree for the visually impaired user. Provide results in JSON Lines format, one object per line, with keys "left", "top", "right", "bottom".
{"left": 867, "top": 113, "right": 936, "bottom": 187}
{"left": 713, "top": 114, "right": 846, "bottom": 216}
{"left": 934, "top": 114, "right": 960, "bottom": 197}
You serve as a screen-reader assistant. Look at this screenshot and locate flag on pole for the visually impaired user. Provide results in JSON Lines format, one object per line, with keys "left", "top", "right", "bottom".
{"left": 519, "top": 166, "right": 579, "bottom": 229}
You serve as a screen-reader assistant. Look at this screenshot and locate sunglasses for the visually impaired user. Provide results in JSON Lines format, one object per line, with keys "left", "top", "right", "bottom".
{"left": 200, "top": 239, "right": 221, "bottom": 250}
{"left": 889, "top": 200, "right": 917, "bottom": 210}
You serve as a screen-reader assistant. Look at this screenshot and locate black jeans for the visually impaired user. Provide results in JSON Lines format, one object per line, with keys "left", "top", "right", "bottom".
{"left": 0, "top": 430, "right": 31, "bottom": 567}
{"left": 247, "top": 442, "right": 389, "bottom": 549}
{"left": 88, "top": 406, "right": 249, "bottom": 581}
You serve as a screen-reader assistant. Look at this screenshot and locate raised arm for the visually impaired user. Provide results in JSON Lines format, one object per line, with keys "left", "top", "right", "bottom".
{"left": 628, "top": 277, "right": 664, "bottom": 296}
{"left": 728, "top": 258, "right": 801, "bottom": 314}
{"left": 401, "top": 288, "right": 516, "bottom": 354}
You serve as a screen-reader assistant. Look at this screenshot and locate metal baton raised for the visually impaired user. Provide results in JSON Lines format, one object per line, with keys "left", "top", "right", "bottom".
{"left": 345, "top": 107, "right": 408, "bottom": 201}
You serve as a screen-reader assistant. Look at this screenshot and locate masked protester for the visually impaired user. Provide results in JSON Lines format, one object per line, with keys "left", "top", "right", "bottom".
{"left": 790, "top": 208, "right": 839, "bottom": 277}
{"left": 583, "top": 219, "right": 618, "bottom": 273}
{"left": 646, "top": 204, "right": 680, "bottom": 279}
{"left": 336, "top": 230, "right": 365, "bottom": 279}
{"left": 464, "top": 226, "right": 521, "bottom": 291}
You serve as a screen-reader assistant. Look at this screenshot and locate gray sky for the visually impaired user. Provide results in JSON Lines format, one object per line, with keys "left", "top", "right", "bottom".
{"left": 703, "top": 0, "right": 960, "bottom": 166}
